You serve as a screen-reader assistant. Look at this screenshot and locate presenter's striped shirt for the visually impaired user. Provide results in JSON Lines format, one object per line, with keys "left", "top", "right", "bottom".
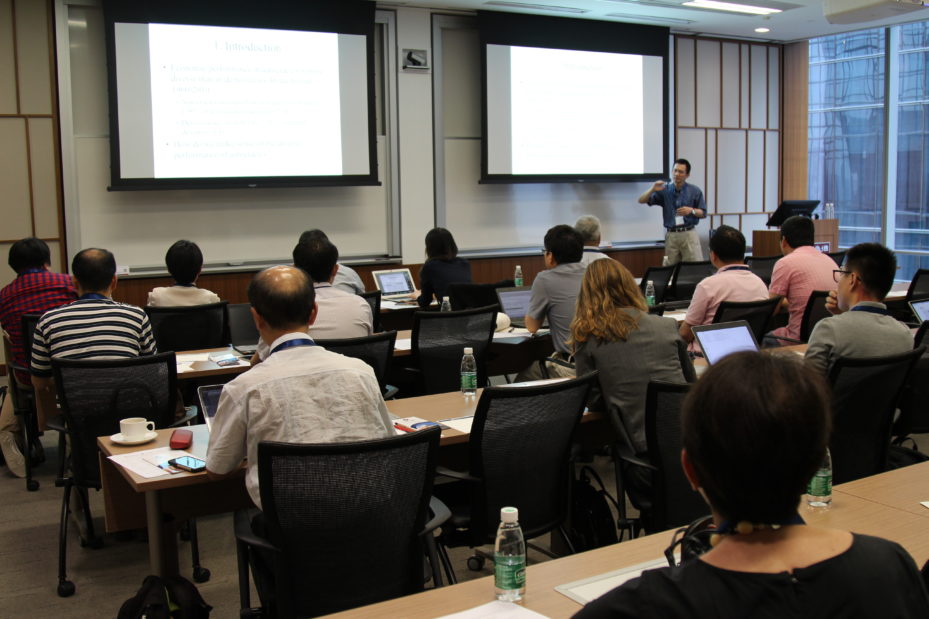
{"left": 30, "top": 298, "right": 156, "bottom": 377}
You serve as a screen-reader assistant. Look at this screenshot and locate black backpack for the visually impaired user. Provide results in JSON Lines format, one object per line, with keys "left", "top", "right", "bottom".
{"left": 569, "top": 466, "right": 619, "bottom": 552}
{"left": 117, "top": 575, "right": 212, "bottom": 619}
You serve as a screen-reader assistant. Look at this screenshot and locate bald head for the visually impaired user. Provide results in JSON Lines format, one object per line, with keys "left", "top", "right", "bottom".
{"left": 247, "top": 265, "right": 315, "bottom": 330}
{"left": 72, "top": 248, "right": 116, "bottom": 293}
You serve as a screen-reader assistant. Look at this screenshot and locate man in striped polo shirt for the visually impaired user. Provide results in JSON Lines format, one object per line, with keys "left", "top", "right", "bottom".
{"left": 30, "top": 248, "right": 156, "bottom": 424}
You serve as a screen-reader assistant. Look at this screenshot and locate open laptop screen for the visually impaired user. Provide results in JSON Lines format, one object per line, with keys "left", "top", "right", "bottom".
{"left": 910, "top": 298, "right": 929, "bottom": 324}
{"left": 197, "top": 384, "right": 224, "bottom": 431}
{"left": 692, "top": 321, "right": 759, "bottom": 365}
{"left": 495, "top": 287, "right": 532, "bottom": 319}
{"left": 372, "top": 269, "right": 415, "bottom": 297}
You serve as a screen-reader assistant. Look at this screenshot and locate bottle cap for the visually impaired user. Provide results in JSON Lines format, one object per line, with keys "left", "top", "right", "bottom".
{"left": 500, "top": 506, "right": 518, "bottom": 523}
{"left": 464, "top": 347, "right": 473, "bottom": 355}
{"left": 647, "top": 280, "right": 654, "bottom": 285}
{"left": 443, "top": 296, "right": 450, "bottom": 301}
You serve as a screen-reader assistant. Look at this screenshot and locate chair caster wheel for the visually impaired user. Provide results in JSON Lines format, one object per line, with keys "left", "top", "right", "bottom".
{"left": 57, "top": 579, "right": 75, "bottom": 597}
{"left": 467, "top": 555, "right": 485, "bottom": 571}
{"left": 193, "top": 566, "right": 211, "bottom": 583}
{"left": 26, "top": 479, "right": 39, "bottom": 491}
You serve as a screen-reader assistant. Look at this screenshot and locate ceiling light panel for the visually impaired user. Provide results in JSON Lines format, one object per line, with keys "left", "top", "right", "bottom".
{"left": 682, "top": 0, "right": 782, "bottom": 15}
{"left": 484, "top": 1, "right": 589, "bottom": 13}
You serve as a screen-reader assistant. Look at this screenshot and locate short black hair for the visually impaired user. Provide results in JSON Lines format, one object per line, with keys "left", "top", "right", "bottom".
{"left": 543, "top": 225, "right": 583, "bottom": 265}
{"left": 674, "top": 158, "right": 691, "bottom": 175}
{"left": 682, "top": 351, "right": 831, "bottom": 523}
{"left": 298, "top": 229, "right": 328, "bottom": 245}
{"left": 165, "top": 240, "right": 203, "bottom": 285}
{"left": 845, "top": 242, "right": 897, "bottom": 299}
{"left": 248, "top": 266, "right": 315, "bottom": 330}
{"left": 709, "top": 225, "right": 746, "bottom": 262}
{"left": 425, "top": 227, "right": 458, "bottom": 261}
{"left": 72, "top": 248, "right": 116, "bottom": 292}
{"left": 292, "top": 237, "right": 339, "bottom": 284}
{"left": 9, "top": 237, "right": 50, "bottom": 273}
{"left": 780, "top": 216, "right": 814, "bottom": 248}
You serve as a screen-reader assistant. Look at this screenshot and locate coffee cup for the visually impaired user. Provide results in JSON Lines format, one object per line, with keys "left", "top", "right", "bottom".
{"left": 120, "top": 417, "right": 155, "bottom": 440}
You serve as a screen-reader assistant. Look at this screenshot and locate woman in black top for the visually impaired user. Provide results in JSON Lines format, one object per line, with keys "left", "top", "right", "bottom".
{"left": 416, "top": 227, "right": 471, "bottom": 308}
{"left": 575, "top": 352, "right": 929, "bottom": 619}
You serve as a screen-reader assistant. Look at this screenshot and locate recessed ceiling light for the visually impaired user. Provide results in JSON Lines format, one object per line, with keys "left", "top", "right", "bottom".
{"left": 682, "top": 0, "right": 782, "bottom": 15}
{"left": 754, "top": 26, "right": 771, "bottom": 32}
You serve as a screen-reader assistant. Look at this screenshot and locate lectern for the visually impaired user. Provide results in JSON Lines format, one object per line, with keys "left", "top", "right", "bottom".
{"left": 752, "top": 219, "right": 839, "bottom": 257}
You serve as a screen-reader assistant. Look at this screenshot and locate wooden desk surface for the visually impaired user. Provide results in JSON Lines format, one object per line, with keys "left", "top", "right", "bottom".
{"left": 833, "top": 461, "right": 929, "bottom": 519}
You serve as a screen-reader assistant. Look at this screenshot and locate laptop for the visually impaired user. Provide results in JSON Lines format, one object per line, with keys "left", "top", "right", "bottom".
{"left": 196, "top": 384, "right": 224, "bottom": 431}
{"left": 692, "top": 320, "right": 759, "bottom": 365}
{"left": 495, "top": 286, "right": 533, "bottom": 328}
{"left": 909, "top": 298, "right": 929, "bottom": 324}
{"left": 372, "top": 268, "right": 416, "bottom": 300}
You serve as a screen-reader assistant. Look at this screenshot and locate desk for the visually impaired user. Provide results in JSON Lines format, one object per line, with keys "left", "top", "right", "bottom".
{"left": 886, "top": 281, "right": 911, "bottom": 303}
{"left": 832, "top": 461, "right": 929, "bottom": 519}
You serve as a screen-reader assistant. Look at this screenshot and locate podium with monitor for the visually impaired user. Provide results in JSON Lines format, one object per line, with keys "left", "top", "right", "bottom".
{"left": 752, "top": 200, "right": 839, "bottom": 257}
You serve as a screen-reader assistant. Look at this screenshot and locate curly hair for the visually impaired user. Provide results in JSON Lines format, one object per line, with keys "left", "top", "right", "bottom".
{"left": 570, "top": 258, "right": 647, "bottom": 349}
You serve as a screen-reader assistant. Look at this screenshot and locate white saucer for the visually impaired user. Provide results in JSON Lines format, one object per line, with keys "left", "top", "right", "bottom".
{"left": 110, "top": 431, "right": 158, "bottom": 446}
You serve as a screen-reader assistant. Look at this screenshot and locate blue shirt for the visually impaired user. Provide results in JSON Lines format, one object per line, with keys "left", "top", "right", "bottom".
{"left": 647, "top": 182, "right": 707, "bottom": 229}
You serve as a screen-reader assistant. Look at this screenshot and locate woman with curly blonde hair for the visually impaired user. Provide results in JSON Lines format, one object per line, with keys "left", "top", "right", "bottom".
{"left": 571, "top": 259, "right": 689, "bottom": 457}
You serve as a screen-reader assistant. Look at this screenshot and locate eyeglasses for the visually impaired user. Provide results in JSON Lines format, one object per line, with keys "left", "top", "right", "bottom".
{"left": 833, "top": 268, "right": 852, "bottom": 283}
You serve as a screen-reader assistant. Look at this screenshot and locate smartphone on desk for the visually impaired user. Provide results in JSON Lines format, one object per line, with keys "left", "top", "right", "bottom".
{"left": 169, "top": 455, "right": 207, "bottom": 473}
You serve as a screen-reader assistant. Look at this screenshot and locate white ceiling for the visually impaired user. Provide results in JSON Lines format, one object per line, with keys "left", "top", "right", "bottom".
{"left": 380, "top": 0, "right": 929, "bottom": 42}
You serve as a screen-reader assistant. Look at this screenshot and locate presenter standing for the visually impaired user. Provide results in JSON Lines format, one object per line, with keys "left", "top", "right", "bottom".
{"left": 637, "top": 158, "right": 706, "bottom": 264}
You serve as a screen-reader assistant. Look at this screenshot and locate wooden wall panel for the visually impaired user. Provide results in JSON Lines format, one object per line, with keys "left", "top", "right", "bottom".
{"left": 676, "top": 38, "right": 696, "bottom": 127}
{"left": 746, "top": 131, "right": 765, "bottom": 213}
{"left": 721, "top": 42, "right": 741, "bottom": 128}
{"left": 740, "top": 44, "right": 750, "bottom": 128}
{"left": 442, "top": 28, "right": 480, "bottom": 138}
{"left": 696, "top": 39, "right": 721, "bottom": 128}
{"left": 677, "top": 127, "right": 706, "bottom": 190}
{"left": 765, "top": 131, "right": 780, "bottom": 211}
{"left": 767, "top": 47, "right": 780, "bottom": 130}
{"left": 781, "top": 41, "right": 809, "bottom": 200}
{"left": 705, "top": 129, "right": 717, "bottom": 210}
{"left": 0, "top": 0, "right": 15, "bottom": 114}
{"left": 716, "top": 130, "right": 747, "bottom": 212}
{"left": 14, "top": 0, "right": 52, "bottom": 115}
{"left": 0, "top": 118, "right": 32, "bottom": 240}
{"left": 749, "top": 45, "right": 768, "bottom": 130}
{"left": 28, "top": 117, "right": 59, "bottom": 238}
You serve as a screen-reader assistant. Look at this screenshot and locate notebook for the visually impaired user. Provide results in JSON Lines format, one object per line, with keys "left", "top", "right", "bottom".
{"left": 909, "top": 298, "right": 929, "bottom": 324}
{"left": 196, "top": 384, "right": 224, "bottom": 431}
{"left": 692, "top": 320, "right": 759, "bottom": 365}
{"left": 372, "top": 268, "right": 416, "bottom": 300}
{"left": 495, "top": 286, "right": 533, "bottom": 327}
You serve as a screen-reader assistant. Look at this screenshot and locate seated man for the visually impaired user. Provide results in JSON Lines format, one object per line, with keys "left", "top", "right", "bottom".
{"left": 147, "top": 240, "right": 221, "bottom": 307}
{"left": 680, "top": 225, "right": 768, "bottom": 346}
{"left": 30, "top": 248, "right": 157, "bottom": 433}
{"left": 206, "top": 265, "right": 393, "bottom": 510}
{"left": 518, "top": 224, "right": 586, "bottom": 380}
{"left": 805, "top": 243, "right": 913, "bottom": 373}
{"left": 768, "top": 216, "right": 836, "bottom": 342}
{"left": 298, "top": 229, "right": 366, "bottom": 295}
{"left": 575, "top": 215, "right": 611, "bottom": 268}
{"left": 0, "top": 238, "right": 77, "bottom": 477}
{"left": 292, "top": 236, "right": 373, "bottom": 339}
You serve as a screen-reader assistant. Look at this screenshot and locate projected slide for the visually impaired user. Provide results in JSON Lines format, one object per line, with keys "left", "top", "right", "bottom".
{"left": 486, "top": 44, "right": 664, "bottom": 178}
{"left": 113, "top": 23, "right": 370, "bottom": 180}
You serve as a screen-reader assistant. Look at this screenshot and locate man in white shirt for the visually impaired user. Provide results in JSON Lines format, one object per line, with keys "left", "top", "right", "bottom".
{"left": 206, "top": 265, "right": 393, "bottom": 509}
{"left": 575, "top": 215, "right": 611, "bottom": 268}
{"left": 293, "top": 237, "right": 373, "bottom": 340}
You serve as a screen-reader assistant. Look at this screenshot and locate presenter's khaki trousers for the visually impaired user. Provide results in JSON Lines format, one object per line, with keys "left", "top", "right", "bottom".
{"left": 665, "top": 228, "right": 703, "bottom": 264}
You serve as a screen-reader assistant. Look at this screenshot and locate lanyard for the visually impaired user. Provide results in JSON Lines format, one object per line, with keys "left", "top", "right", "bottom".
{"left": 21, "top": 268, "right": 44, "bottom": 275}
{"left": 80, "top": 293, "right": 107, "bottom": 300}
{"left": 270, "top": 338, "right": 315, "bottom": 356}
{"left": 850, "top": 305, "right": 889, "bottom": 316}
{"left": 723, "top": 266, "right": 752, "bottom": 272}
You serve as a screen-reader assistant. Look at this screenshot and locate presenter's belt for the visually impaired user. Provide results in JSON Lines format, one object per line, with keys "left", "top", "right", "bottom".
{"left": 666, "top": 225, "right": 695, "bottom": 233}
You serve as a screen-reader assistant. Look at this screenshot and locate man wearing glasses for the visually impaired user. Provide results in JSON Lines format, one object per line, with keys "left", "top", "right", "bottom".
{"left": 804, "top": 243, "right": 912, "bottom": 373}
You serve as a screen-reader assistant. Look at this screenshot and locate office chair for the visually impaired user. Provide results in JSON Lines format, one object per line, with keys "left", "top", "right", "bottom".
{"left": 2, "top": 312, "right": 43, "bottom": 491}
{"left": 359, "top": 290, "right": 382, "bottom": 333}
{"left": 667, "top": 261, "right": 715, "bottom": 302}
{"left": 145, "top": 301, "right": 229, "bottom": 352}
{"left": 315, "top": 330, "right": 399, "bottom": 399}
{"left": 639, "top": 266, "right": 675, "bottom": 305}
{"left": 827, "top": 251, "right": 847, "bottom": 267}
{"left": 51, "top": 353, "right": 203, "bottom": 597}
{"left": 234, "top": 428, "right": 447, "bottom": 618}
{"left": 447, "top": 280, "right": 514, "bottom": 311}
{"left": 227, "top": 302, "right": 259, "bottom": 347}
{"left": 712, "top": 296, "right": 782, "bottom": 345}
{"left": 434, "top": 374, "right": 596, "bottom": 581}
{"left": 745, "top": 255, "right": 780, "bottom": 287}
{"left": 893, "top": 324, "right": 929, "bottom": 443}
{"left": 827, "top": 347, "right": 925, "bottom": 484}
{"left": 410, "top": 306, "right": 496, "bottom": 395}
{"left": 799, "top": 290, "right": 833, "bottom": 343}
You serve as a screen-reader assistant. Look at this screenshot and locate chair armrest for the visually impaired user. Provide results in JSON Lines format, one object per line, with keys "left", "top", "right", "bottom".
{"left": 233, "top": 509, "right": 281, "bottom": 555}
{"left": 420, "top": 496, "right": 451, "bottom": 536}
{"left": 435, "top": 465, "right": 480, "bottom": 483}
{"left": 383, "top": 385, "right": 399, "bottom": 400}
{"left": 547, "top": 356, "right": 576, "bottom": 370}
{"left": 169, "top": 405, "right": 199, "bottom": 428}
{"left": 617, "top": 450, "right": 657, "bottom": 472}
{"left": 45, "top": 414, "right": 66, "bottom": 433}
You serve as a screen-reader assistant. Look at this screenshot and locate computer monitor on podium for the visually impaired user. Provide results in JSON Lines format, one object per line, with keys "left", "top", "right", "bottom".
{"left": 766, "top": 200, "right": 820, "bottom": 227}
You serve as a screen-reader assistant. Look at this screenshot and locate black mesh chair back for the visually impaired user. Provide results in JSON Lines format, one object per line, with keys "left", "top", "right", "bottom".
{"left": 314, "top": 331, "right": 397, "bottom": 394}
{"left": 643, "top": 381, "right": 706, "bottom": 530}
{"left": 467, "top": 373, "right": 596, "bottom": 544}
{"left": 447, "top": 282, "right": 501, "bottom": 311}
{"left": 745, "top": 255, "right": 780, "bottom": 286}
{"left": 51, "top": 353, "right": 178, "bottom": 487}
{"left": 257, "top": 427, "right": 440, "bottom": 617}
{"left": 906, "top": 269, "right": 929, "bottom": 302}
{"left": 799, "top": 290, "right": 832, "bottom": 343}
{"left": 20, "top": 312, "right": 41, "bottom": 371}
{"left": 227, "top": 302, "right": 259, "bottom": 347}
{"left": 145, "top": 301, "right": 229, "bottom": 352}
{"left": 713, "top": 296, "right": 782, "bottom": 343}
{"left": 411, "top": 306, "right": 496, "bottom": 395}
{"left": 827, "top": 251, "right": 846, "bottom": 267}
{"left": 827, "top": 347, "right": 924, "bottom": 484}
{"left": 359, "top": 290, "right": 382, "bottom": 333}
{"left": 639, "top": 266, "right": 675, "bottom": 305}
{"left": 668, "top": 261, "right": 715, "bottom": 302}
{"left": 894, "top": 327, "right": 929, "bottom": 438}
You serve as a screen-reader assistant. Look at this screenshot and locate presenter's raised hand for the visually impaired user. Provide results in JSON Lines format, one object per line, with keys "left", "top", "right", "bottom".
{"left": 825, "top": 289, "right": 842, "bottom": 315}
{"left": 651, "top": 180, "right": 666, "bottom": 193}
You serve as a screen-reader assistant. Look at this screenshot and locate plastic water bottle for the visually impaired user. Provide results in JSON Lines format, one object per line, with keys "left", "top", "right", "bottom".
{"left": 441, "top": 296, "right": 452, "bottom": 312}
{"left": 494, "top": 506, "right": 526, "bottom": 602}
{"left": 645, "top": 280, "right": 656, "bottom": 307}
{"left": 824, "top": 202, "right": 835, "bottom": 219}
{"left": 806, "top": 448, "right": 832, "bottom": 508}
{"left": 514, "top": 265, "right": 523, "bottom": 287}
{"left": 460, "top": 347, "right": 477, "bottom": 397}
{"left": 662, "top": 255, "right": 670, "bottom": 267}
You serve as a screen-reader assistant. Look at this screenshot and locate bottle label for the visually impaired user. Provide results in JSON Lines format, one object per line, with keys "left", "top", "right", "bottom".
{"left": 514, "top": 278, "right": 523, "bottom": 287}
{"left": 646, "top": 295, "right": 655, "bottom": 307}
{"left": 461, "top": 372, "right": 477, "bottom": 390}
{"left": 807, "top": 470, "right": 831, "bottom": 496}
{"left": 494, "top": 554, "right": 526, "bottom": 590}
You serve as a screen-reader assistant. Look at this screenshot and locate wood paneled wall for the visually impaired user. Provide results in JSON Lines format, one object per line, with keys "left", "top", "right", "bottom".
{"left": 781, "top": 41, "right": 809, "bottom": 201}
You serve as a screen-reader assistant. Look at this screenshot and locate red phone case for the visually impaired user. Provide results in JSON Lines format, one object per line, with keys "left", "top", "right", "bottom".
{"left": 169, "top": 429, "right": 193, "bottom": 450}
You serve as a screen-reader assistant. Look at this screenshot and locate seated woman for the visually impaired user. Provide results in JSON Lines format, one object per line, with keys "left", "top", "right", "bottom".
{"left": 147, "top": 240, "right": 221, "bottom": 306}
{"left": 571, "top": 259, "right": 688, "bottom": 458}
{"left": 416, "top": 227, "right": 471, "bottom": 308}
{"left": 574, "top": 352, "right": 929, "bottom": 618}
